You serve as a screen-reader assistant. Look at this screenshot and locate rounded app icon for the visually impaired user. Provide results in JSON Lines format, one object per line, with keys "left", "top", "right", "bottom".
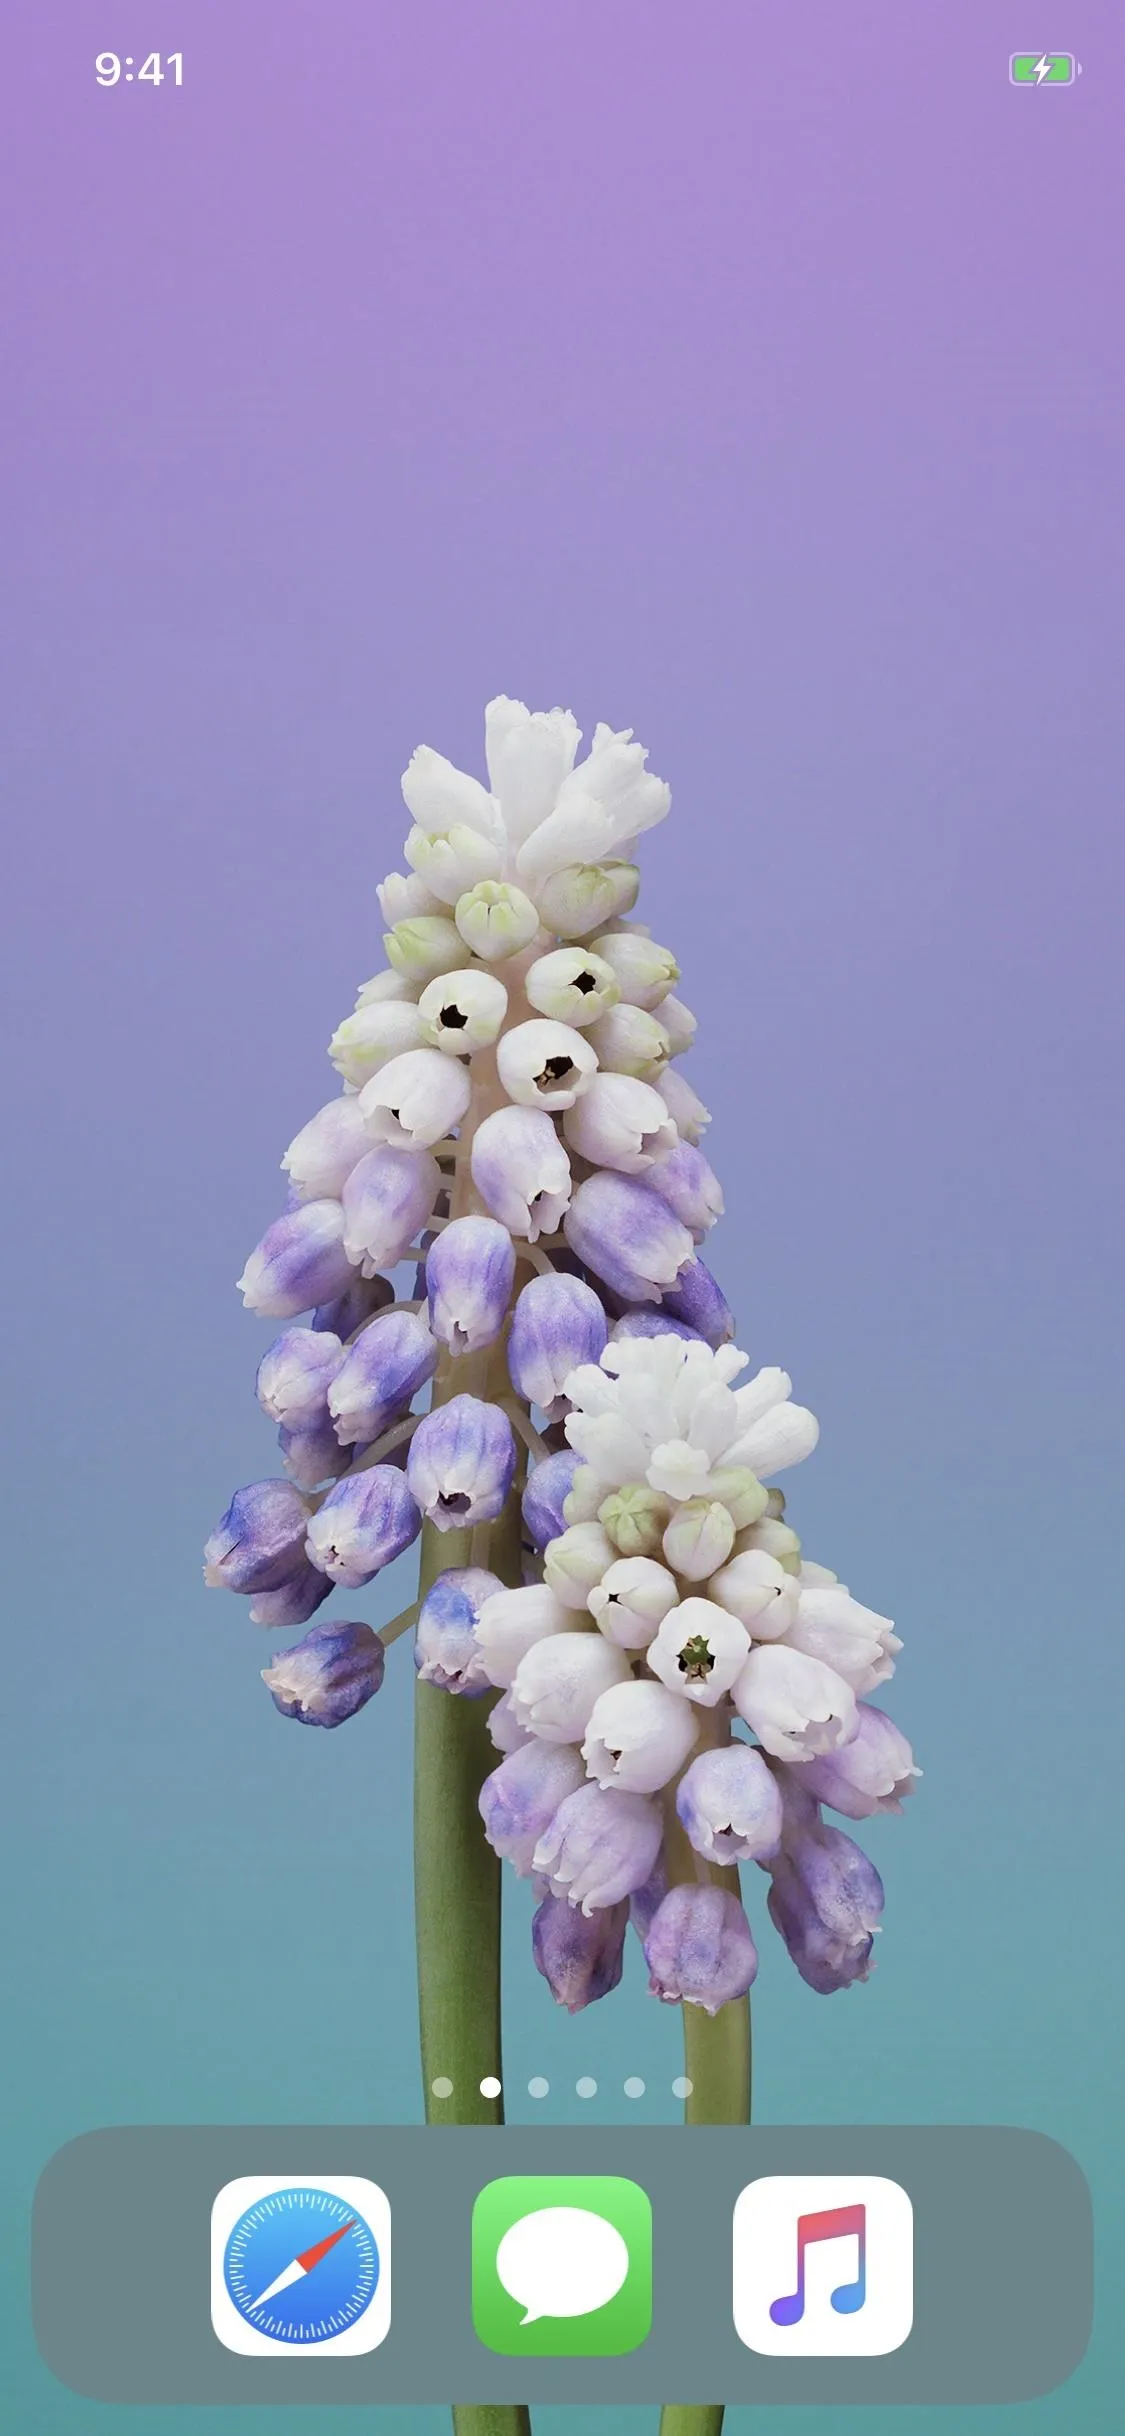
{"left": 733, "top": 2174, "right": 913, "bottom": 2357}
{"left": 210, "top": 2176, "right": 391, "bottom": 2357}
{"left": 472, "top": 2175, "right": 652, "bottom": 2357}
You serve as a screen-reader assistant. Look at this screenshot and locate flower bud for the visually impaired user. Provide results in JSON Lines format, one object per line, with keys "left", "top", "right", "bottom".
{"left": 707, "top": 1547, "right": 799, "bottom": 1636}
{"left": 646, "top": 1140, "right": 723, "bottom": 1239}
{"left": 610, "top": 1309, "right": 702, "bottom": 1347}
{"left": 479, "top": 1739, "right": 587, "bottom": 1873}
{"left": 401, "top": 741, "right": 502, "bottom": 841}
{"left": 785, "top": 1585, "right": 902, "bottom": 1694}
{"left": 341, "top": 1145, "right": 441, "bottom": 1275}
{"left": 657, "top": 1067, "right": 711, "bottom": 1144}
{"left": 509, "top": 1631, "right": 631, "bottom": 1743}
{"left": 246, "top": 1560, "right": 334, "bottom": 1630}
{"left": 358, "top": 1047, "right": 471, "bottom": 1151}
{"left": 766, "top": 1820, "right": 884, "bottom": 1994}
{"left": 648, "top": 1595, "right": 752, "bottom": 1705}
{"left": 497, "top": 1019, "right": 598, "bottom": 1112}
{"left": 385, "top": 913, "right": 473, "bottom": 983}
{"left": 732, "top": 1643, "right": 857, "bottom": 1760}
{"left": 470, "top": 1105, "right": 572, "bottom": 1240}
{"left": 454, "top": 879, "right": 540, "bottom": 961}
{"left": 562, "top": 1467, "right": 608, "bottom": 1525}
{"left": 596, "top": 1486, "right": 673, "bottom": 1559}
{"left": 658, "top": 994, "right": 697, "bottom": 1056}
{"left": 535, "top": 861, "right": 640, "bottom": 939}
{"left": 404, "top": 820, "right": 503, "bottom": 903}
{"left": 474, "top": 1582, "right": 580, "bottom": 1689}
{"left": 532, "top": 1781, "right": 664, "bottom": 1913}
{"left": 487, "top": 1690, "right": 532, "bottom": 1753}
{"left": 278, "top": 1419, "right": 352, "bottom": 1490}
{"left": 562, "top": 1073, "right": 677, "bottom": 1175}
{"left": 522, "top": 1448, "right": 582, "bottom": 1550}
{"left": 354, "top": 967, "right": 420, "bottom": 1010}
{"left": 282, "top": 1096, "right": 373, "bottom": 1197}
{"left": 676, "top": 1744, "right": 783, "bottom": 1865}
{"left": 484, "top": 696, "right": 581, "bottom": 849}
{"left": 406, "top": 1393, "right": 516, "bottom": 1530}
{"left": 660, "top": 1256, "right": 734, "bottom": 1347}
{"left": 704, "top": 1468, "right": 769, "bottom": 1529}
{"left": 425, "top": 1215, "right": 515, "bottom": 1355}
{"left": 729, "top": 1399, "right": 820, "bottom": 1480}
{"left": 261, "top": 1619, "right": 386, "bottom": 1727}
{"left": 238, "top": 1201, "right": 354, "bottom": 1319}
{"left": 661, "top": 1498, "right": 736, "bottom": 1582}
{"left": 507, "top": 1274, "right": 608, "bottom": 1417}
{"left": 643, "top": 1884, "right": 758, "bottom": 2013}
{"left": 524, "top": 946, "right": 620, "bottom": 1027}
{"left": 797, "top": 1705, "right": 920, "bottom": 1819}
{"left": 588, "top": 930, "right": 678, "bottom": 1009}
{"left": 532, "top": 1892, "right": 628, "bottom": 2011}
{"left": 418, "top": 966, "right": 508, "bottom": 1053}
{"left": 327, "top": 1000, "right": 427, "bottom": 1089}
{"left": 327, "top": 1307, "right": 438, "bottom": 1444}
{"left": 588, "top": 1555, "right": 679, "bottom": 1647}
{"left": 378, "top": 870, "right": 443, "bottom": 923}
{"left": 586, "top": 1002, "right": 670, "bottom": 1081}
{"left": 734, "top": 1516, "right": 803, "bottom": 1573}
{"left": 582, "top": 1678, "right": 699, "bottom": 1793}
{"left": 413, "top": 1565, "right": 503, "bottom": 1695}
{"left": 257, "top": 1328, "right": 344, "bottom": 1431}
{"left": 311, "top": 1270, "right": 394, "bottom": 1340}
{"left": 564, "top": 1172, "right": 693, "bottom": 1305}
{"left": 305, "top": 1464, "right": 421, "bottom": 1586}
{"left": 542, "top": 1521, "right": 615, "bottom": 1609}
{"left": 204, "top": 1479, "right": 309, "bottom": 1594}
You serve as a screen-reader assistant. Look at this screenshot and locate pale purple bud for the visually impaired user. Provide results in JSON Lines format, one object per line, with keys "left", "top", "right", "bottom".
{"left": 341, "top": 1145, "right": 441, "bottom": 1275}
{"left": 384, "top": 913, "right": 472, "bottom": 983}
{"left": 797, "top": 1706, "right": 920, "bottom": 1818}
{"left": 676, "top": 1744, "right": 783, "bottom": 1865}
{"left": 532, "top": 1892, "right": 628, "bottom": 2011}
{"left": 406, "top": 1393, "right": 516, "bottom": 1531}
{"left": 497, "top": 1019, "right": 598, "bottom": 1113}
{"left": 488, "top": 1689, "right": 532, "bottom": 1752}
{"left": 564, "top": 1172, "right": 693, "bottom": 1305}
{"left": 610, "top": 1308, "right": 702, "bottom": 1346}
{"left": 660, "top": 1256, "right": 734, "bottom": 1347}
{"left": 479, "top": 1739, "right": 587, "bottom": 1873}
{"left": 359, "top": 1047, "right": 471, "bottom": 1150}
{"left": 257, "top": 1329, "right": 344, "bottom": 1431}
{"left": 536, "top": 861, "right": 640, "bottom": 939}
{"left": 417, "top": 966, "right": 508, "bottom": 1052}
{"left": 588, "top": 929, "right": 679, "bottom": 1010}
{"left": 278, "top": 1419, "right": 352, "bottom": 1491}
{"left": 659, "top": 994, "right": 697, "bottom": 1056}
{"left": 628, "top": 1855, "right": 669, "bottom": 1942}
{"left": 509, "top": 1631, "right": 632, "bottom": 1743}
{"left": 471, "top": 1105, "right": 572, "bottom": 1240}
{"left": 648, "top": 1595, "right": 752, "bottom": 1706}
{"left": 644, "top": 1884, "right": 758, "bottom": 2012}
{"left": 532, "top": 1781, "right": 664, "bottom": 1913}
{"left": 542, "top": 1521, "right": 615, "bottom": 1609}
{"left": 238, "top": 1201, "right": 355, "bottom": 1319}
{"left": 282, "top": 1097, "right": 373, "bottom": 1199}
{"left": 425, "top": 1216, "right": 516, "bottom": 1355}
{"left": 587, "top": 1556, "right": 679, "bottom": 1648}
{"left": 657, "top": 1068, "right": 711, "bottom": 1144}
{"left": 305, "top": 1464, "right": 421, "bottom": 1586}
{"left": 766, "top": 1821, "right": 884, "bottom": 1994}
{"left": 454, "top": 879, "right": 541, "bottom": 961}
{"left": 311, "top": 1271, "right": 394, "bottom": 1339}
{"left": 646, "top": 1141, "right": 724, "bottom": 1239}
{"left": 475, "top": 1582, "right": 581, "bottom": 1689}
{"left": 507, "top": 1273, "right": 608, "bottom": 1417}
{"left": 661, "top": 1499, "right": 736, "bottom": 1582}
{"left": 732, "top": 1643, "right": 858, "bottom": 1761}
{"left": 413, "top": 1565, "right": 504, "bottom": 1694}
{"left": 246, "top": 1560, "right": 333, "bottom": 1630}
{"left": 327, "top": 1000, "right": 427, "bottom": 1089}
{"left": 708, "top": 1548, "right": 799, "bottom": 1637}
{"left": 522, "top": 1448, "right": 582, "bottom": 1550}
{"left": 203, "top": 1479, "right": 310, "bottom": 1594}
{"left": 261, "top": 1619, "right": 385, "bottom": 1728}
{"left": 587, "top": 1002, "right": 670, "bottom": 1081}
{"left": 327, "top": 1308, "right": 437, "bottom": 1445}
{"left": 524, "top": 946, "right": 620, "bottom": 1027}
{"left": 582, "top": 1678, "right": 699, "bottom": 1793}
{"left": 562, "top": 1073, "right": 678, "bottom": 1175}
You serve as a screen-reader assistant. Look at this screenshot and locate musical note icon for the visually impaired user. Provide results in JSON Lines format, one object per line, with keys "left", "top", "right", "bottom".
{"left": 769, "top": 2203, "right": 866, "bottom": 2326}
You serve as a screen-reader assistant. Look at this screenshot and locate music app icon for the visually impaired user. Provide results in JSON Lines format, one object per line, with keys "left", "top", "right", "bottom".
{"left": 732, "top": 2176, "right": 913, "bottom": 2357}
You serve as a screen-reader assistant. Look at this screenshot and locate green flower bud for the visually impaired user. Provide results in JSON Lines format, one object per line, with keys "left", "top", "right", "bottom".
{"left": 535, "top": 861, "right": 640, "bottom": 940}
{"left": 706, "top": 1467, "right": 770, "bottom": 1530}
{"left": 597, "top": 1484, "right": 671, "bottom": 1558}
{"left": 384, "top": 915, "right": 472, "bottom": 983}
{"left": 734, "top": 1516, "right": 802, "bottom": 1574}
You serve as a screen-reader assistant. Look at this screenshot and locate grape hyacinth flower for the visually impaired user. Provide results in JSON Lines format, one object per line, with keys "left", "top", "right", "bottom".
{"left": 206, "top": 693, "right": 918, "bottom": 2436}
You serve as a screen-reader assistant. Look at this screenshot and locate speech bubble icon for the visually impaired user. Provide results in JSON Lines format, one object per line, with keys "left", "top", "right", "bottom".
{"left": 495, "top": 2205, "right": 630, "bottom": 2325}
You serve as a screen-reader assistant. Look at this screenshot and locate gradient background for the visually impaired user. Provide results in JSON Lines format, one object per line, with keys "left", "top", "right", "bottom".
{"left": 3, "top": 3, "right": 1122, "bottom": 2431}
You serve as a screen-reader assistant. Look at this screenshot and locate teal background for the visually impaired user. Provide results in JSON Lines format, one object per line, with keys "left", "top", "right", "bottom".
{"left": 3, "top": 0, "right": 1122, "bottom": 2431}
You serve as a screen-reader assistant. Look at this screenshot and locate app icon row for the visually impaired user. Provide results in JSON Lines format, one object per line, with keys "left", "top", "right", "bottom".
{"left": 212, "top": 2172, "right": 913, "bottom": 2359}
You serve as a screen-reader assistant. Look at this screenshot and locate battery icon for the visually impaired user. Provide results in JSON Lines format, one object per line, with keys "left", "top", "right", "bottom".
{"left": 1009, "top": 51, "right": 1078, "bottom": 84}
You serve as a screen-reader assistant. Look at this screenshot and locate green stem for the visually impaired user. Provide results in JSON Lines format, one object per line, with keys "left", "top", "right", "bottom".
{"left": 658, "top": 2414, "right": 725, "bottom": 2436}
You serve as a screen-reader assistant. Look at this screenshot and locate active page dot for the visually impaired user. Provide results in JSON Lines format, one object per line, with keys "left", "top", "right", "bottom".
{"left": 480, "top": 2075, "right": 502, "bottom": 2099}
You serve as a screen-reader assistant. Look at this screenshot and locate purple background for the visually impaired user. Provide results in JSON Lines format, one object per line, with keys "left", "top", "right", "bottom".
{"left": 3, "top": 3, "right": 1122, "bottom": 2429}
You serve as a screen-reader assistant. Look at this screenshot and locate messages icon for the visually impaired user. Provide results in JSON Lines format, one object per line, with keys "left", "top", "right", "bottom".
{"left": 471, "top": 2176, "right": 652, "bottom": 2356}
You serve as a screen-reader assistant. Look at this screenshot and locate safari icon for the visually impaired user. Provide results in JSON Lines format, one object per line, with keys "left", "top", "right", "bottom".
{"left": 471, "top": 2175, "right": 652, "bottom": 2356}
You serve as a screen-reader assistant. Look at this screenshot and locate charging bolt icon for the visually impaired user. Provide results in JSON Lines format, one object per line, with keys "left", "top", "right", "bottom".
{"left": 1009, "top": 52, "right": 1080, "bottom": 84}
